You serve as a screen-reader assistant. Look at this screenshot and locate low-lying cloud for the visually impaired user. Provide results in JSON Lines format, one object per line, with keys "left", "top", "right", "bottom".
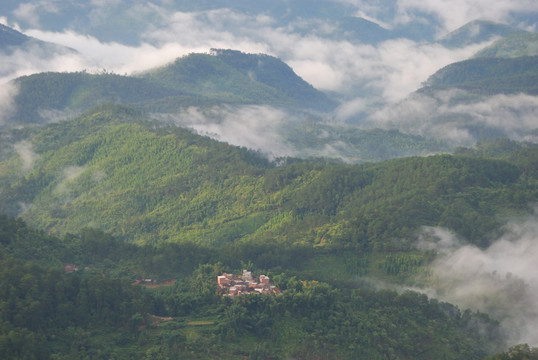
{"left": 369, "top": 90, "right": 538, "bottom": 145}
{"left": 154, "top": 105, "right": 296, "bottom": 160}
{"left": 417, "top": 211, "right": 538, "bottom": 346}
{"left": 13, "top": 141, "right": 38, "bottom": 172}
{"left": 0, "top": 81, "right": 18, "bottom": 126}
{"left": 1, "top": 4, "right": 498, "bottom": 107}
{"left": 396, "top": 0, "right": 538, "bottom": 34}
{"left": 55, "top": 165, "right": 87, "bottom": 196}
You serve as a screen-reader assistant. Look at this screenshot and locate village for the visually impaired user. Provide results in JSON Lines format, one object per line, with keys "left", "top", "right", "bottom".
{"left": 217, "top": 270, "right": 281, "bottom": 296}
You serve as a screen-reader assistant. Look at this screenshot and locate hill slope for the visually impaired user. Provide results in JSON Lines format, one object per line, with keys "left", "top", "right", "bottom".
{"left": 7, "top": 50, "right": 336, "bottom": 125}
{"left": 473, "top": 32, "right": 538, "bottom": 58}
{"left": 438, "top": 20, "right": 527, "bottom": 47}
{"left": 1, "top": 104, "right": 536, "bottom": 249}
{"left": 421, "top": 56, "right": 538, "bottom": 95}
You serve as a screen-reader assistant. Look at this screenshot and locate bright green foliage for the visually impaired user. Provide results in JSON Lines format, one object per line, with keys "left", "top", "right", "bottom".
{"left": 1, "top": 104, "right": 537, "bottom": 251}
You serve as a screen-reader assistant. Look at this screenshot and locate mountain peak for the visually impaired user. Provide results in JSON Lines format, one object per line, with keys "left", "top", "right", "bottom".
{"left": 439, "top": 19, "right": 527, "bottom": 47}
{"left": 0, "top": 23, "right": 30, "bottom": 48}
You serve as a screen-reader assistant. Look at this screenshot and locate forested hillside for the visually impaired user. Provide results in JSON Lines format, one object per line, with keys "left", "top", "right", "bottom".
{"left": 1, "top": 104, "right": 537, "bottom": 253}
{"left": 438, "top": 20, "right": 526, "bottom": 48}
{"left": 8, "top": 50, "right": 336, "bottom": 125}
{"left": 473, "top": 33, "right": 538, "bottom": 58}
{"left": 0, "top": 214, "right": 505, "bottom": 359}
{"left": 421, "top": 56, "right": 538, "bottom": 95}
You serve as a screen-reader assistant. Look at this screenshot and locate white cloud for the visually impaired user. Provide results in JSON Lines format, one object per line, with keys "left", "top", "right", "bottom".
{"left": 13, "top": 3, "right": 41, "bottom": 28}
{"left": 21, "top": 29, "right": 206, "bottom": 76}
{"left": 56, "top": 165, "right": 87, "bottom": 195}
{"left": 0, "top": 81, "right": 18, "bottom": 126}
{"left": 418, "top": 211, "right": 538, "bottom": 346}
{"left": 397, "top": 0, "right": 538, "bottom": 32}
{"left": 13, "top": 141, "right": 38, "bottom": 172}
{"left": 5, "top": 5, "right": 496, "bottom": 107}
{"left": 13, "top": 1, "right": 60, "bottom": 28}
{"left": 154, "top": 105, "right": 296, "bottom": 160}
{"left": 370, "top": 91, "right": 538, "bottom": 145}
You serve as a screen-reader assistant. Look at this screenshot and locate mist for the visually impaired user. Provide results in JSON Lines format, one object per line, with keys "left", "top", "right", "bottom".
{"left": 368, "top": 90, "right": 538, "bottom": 145}
{"left": 416, "top": 212, "right": 538, "bottom": 346}
{"left": 154, "top": 105, "right": 296, "bottom": 160}
{"left": 55, "top": 165, "right": 87, "bottom": 196}
{"left": 13, "top": 141, "right": 38, "bottom": 172}
{"left": 0, "top": 81, "right": 18, "bottom": 126}
{"left": 1, "top": 3, "right": 504, "bottom": 105}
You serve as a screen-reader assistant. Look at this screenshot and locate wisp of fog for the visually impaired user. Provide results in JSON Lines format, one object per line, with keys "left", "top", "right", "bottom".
{"left": 417, "top": 211, "right": 538, "bottom": 346}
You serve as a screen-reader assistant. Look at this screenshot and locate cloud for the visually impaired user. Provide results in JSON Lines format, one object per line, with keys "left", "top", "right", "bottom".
{"left": 417, "top": 211, "right": 538, "bottom": 346}
{"left": 13, "top": 1, "right": 60, "bottom": 28}
{"left": 0, "top": 81, "right": 18, "bottom": 126}
{"left": 55, "top": 165, "right": 87, "bottom": 195}
{"left": 369, "top": 91, "right": 538, "bottom": 145}
{"left": 23, "top": 29, "right": 199, "bottom": 75}
{"left": 330, "top": 0, "right": 538, "bottom": 34}
{"left": 154, "top": 105, "right": 296, "bottom": 159}
{"left": 396, "top": 0, "right": 538, "bottom": 32}
{"left": 13, "top": 141, "right": 38, "bottom": 172}
{"left": 5, "top": 5, "right": 496, "bottom": 108}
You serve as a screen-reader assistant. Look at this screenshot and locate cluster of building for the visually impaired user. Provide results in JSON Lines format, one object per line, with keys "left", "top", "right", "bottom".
{"left": 217, "top": 270, "right": 281, "bottom": 296}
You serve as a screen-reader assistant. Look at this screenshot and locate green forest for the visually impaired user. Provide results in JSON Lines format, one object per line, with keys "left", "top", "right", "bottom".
{"left": 1, "top": 103, "right": 538, "bottom": 358}
{"left": 422, "top": 56, "right": 538, "bottom": 95}
{"left": 0, "top": 215, "right": 509, "bottom": 359}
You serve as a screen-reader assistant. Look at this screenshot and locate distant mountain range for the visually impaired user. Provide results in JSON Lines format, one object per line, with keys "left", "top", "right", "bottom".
{"left": 438, "top": 19, "right": 527, "bottom": 47}
{"left": 0, "top": 23, "right": 74, "bottom": 54}
{"left": 422, "top": 56, "right": 538, "bottom": 95}
{"left": 473, "top": 32, "right": 538, "bottom": 58}
{"left": 8, "top": 49, "right": 337, "bottom": 125}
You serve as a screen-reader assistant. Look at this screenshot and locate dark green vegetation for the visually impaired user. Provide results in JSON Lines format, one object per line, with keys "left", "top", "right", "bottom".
{"left": 485, "top": 344, "right": 538, "bottom": 360}
{"left": 9, "top": 50, "right": 336, "bottom": 125}
{"left": 0, "top": 215, "right": 504, "bottom": 359}
{"left": 421, "top": 56, "right": 538, "bottom": 95}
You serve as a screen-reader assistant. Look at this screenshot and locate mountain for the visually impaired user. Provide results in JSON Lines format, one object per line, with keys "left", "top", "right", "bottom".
{"left": 7, "top": 50, "right": 337, "bottom": 125}
{"left": 0, "top": 23, "right": 28, "bottom": 48}
{"left": 337, "top": 17, "right": 393, "bottom": 44}
{"left": 438, "top": 19, "right": 527, "bottom": 47}
{"left": 139, "top": 49, "right": 337, "bottom": 111}
{"left": 421, "top": 56, "right": 538, "bottom": 95}
{"left": 1, "top": 104, "right": 535, "bottom": 249}
{"left": 0, "top": 23, "right": 74, "bottom": 54}
{"left": 473, "top": 32, "right": 538, "bottom": 58}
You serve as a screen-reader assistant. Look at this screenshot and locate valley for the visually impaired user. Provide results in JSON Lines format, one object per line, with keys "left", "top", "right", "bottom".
{"left": 0, "top": 1, "right": 537, "bottom": 358}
